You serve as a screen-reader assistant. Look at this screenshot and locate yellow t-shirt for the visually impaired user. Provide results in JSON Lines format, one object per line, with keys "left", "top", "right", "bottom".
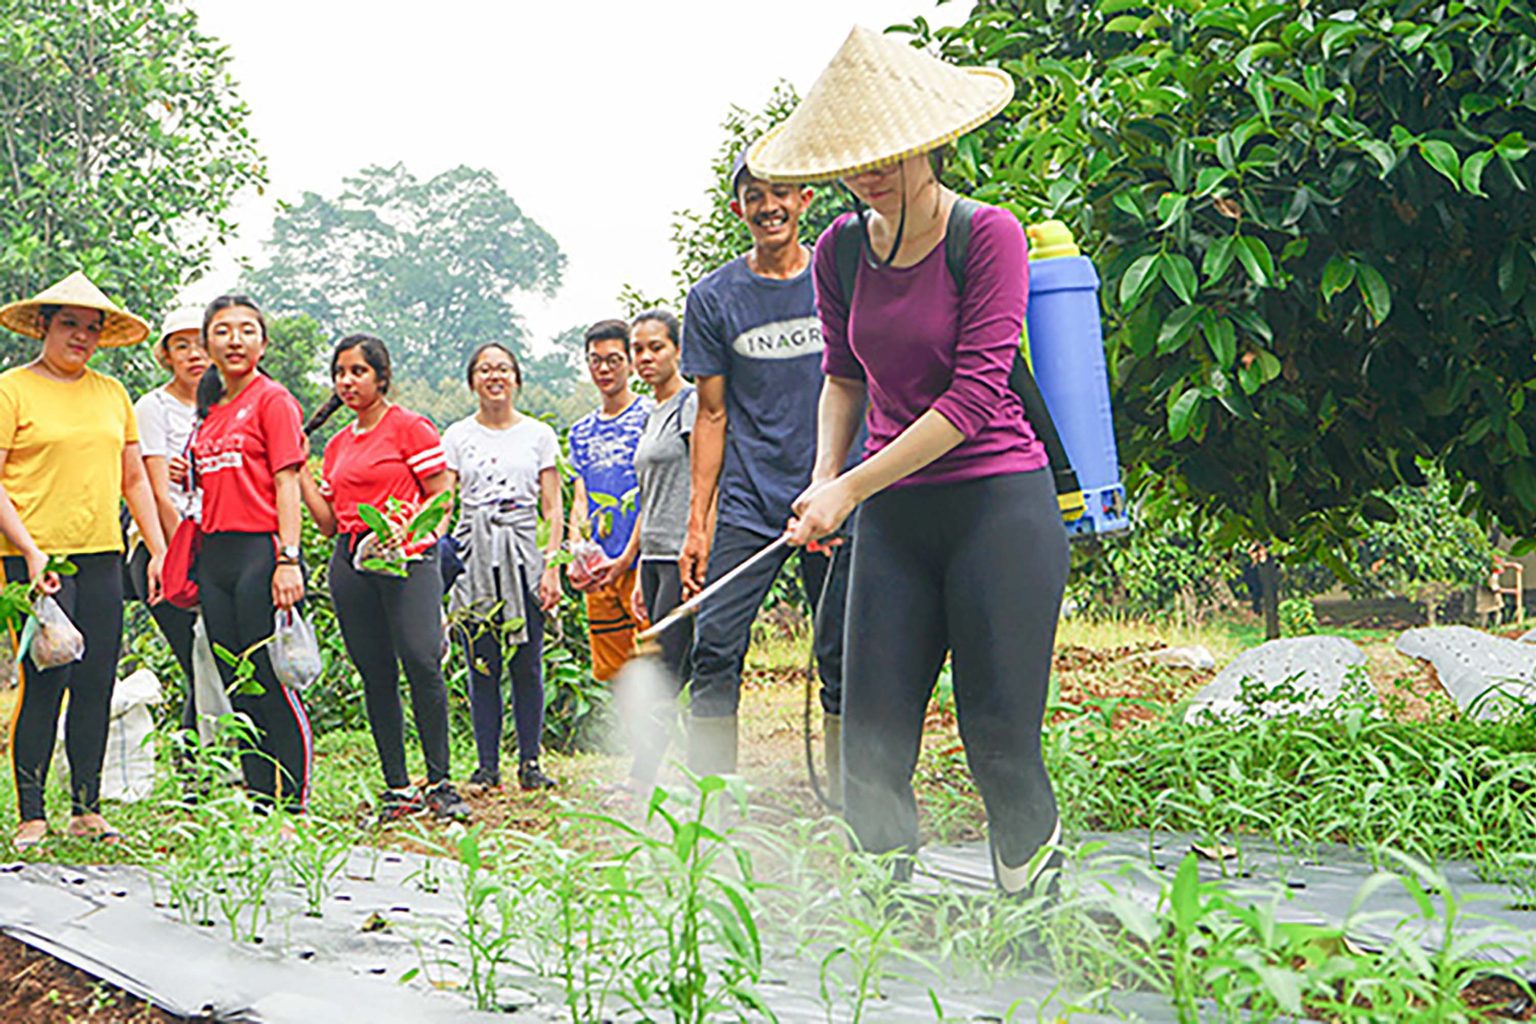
{"left": 0, "top": 365, "right": 138, "bottom": 556}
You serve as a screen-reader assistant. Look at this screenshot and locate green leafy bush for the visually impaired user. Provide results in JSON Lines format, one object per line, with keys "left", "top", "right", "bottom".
{"left": 917, "top": 0, "right": 1536, "bottom": 559}
{"left": 1278, "top": 597, "right": 1319, "bottom": 637}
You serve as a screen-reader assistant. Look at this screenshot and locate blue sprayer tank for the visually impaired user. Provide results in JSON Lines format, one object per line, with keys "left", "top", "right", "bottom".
{"left": 1025, "top": 221, "right": 1129, "bottom": 536}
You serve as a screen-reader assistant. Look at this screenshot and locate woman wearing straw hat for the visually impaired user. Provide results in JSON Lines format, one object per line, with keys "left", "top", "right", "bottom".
{"left": 128, "top": 306, "right": 209, "bottom": 732}
{"left": 761, "top": 28, "right": 1068, "bottom": 892}
{"left": 0, "top": 272, "right": 169, "bottom": 850}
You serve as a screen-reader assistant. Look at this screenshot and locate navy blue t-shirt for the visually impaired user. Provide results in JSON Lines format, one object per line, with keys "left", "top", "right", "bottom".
{"left": 681, "top": 256, "right": 829, "bottom": 539}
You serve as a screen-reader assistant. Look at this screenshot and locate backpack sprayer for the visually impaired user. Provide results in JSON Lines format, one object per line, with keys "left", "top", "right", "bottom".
{"left": 1024, "top": 219, "right": 1129, "bottom": 537}
{"left": 834, "top": 207, "right": 1128, "bottom": 538}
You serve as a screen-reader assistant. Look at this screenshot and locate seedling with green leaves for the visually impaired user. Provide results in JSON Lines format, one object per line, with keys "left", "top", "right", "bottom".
{"left": 356, "top": 490, "right": 453, "bottom": 576}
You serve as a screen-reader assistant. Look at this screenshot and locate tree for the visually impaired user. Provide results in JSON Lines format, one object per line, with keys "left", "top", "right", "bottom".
{"left": 1351, "top": 464, "right": 1493, "bottom": 625}
{"left": 244, "top": 164, "right": 565, "bottom": 384}
{"left": 262, "top": 313, "right": 329, "bottom": 431}
{"left": 917, "top": 0, "right": 1536, "bottom": 574}
{"left": 523, "top": 324, "right": 586, "bottom": 393}
{"left": 0, "top": 0, "right": 264, "bottom": 393}
{"left": 633, "top": 81, "right": 850, "bottom": 310}
{"left": 519, "top": 324, "right": 595, "bottom": 427}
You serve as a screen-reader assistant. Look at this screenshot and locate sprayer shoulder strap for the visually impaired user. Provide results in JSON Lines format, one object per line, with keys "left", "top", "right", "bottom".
{"left": 832, "top": 200, "right": 1080, "bottom": 498}
{"left": 833, "top": 200, "right": 976, "bottom": 302}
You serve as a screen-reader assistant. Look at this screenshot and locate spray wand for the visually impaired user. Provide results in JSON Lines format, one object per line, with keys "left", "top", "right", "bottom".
{"left": 635, "top": 535, "right": 790, "bottom": 645}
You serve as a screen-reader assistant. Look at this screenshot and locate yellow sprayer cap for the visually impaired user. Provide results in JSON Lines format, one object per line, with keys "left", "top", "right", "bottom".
{"left": 1027, "top": 220, "right": 1080, "bottom": 261}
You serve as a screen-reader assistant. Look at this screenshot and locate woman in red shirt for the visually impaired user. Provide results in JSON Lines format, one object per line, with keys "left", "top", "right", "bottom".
{"left": 300, "top": 335, "right": 470, "bottom": 822}
{"left": 191, "top": 295, "right": 312, "bottom": 815}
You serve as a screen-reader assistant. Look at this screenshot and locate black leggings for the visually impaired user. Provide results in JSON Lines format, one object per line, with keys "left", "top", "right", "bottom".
{"left": 690, "top": 522, "right": 849, "bottom": 717}
{"left": 842, "top": 470, "right": 1068, "bottom": 868}
{"left": 640, "top": 559, "right": 691, "bottom": 683}
{"left": 198, "top": 532, "right": 313, "bottom": 812}
{"left": 4, "top": 553, "right": 124, "bottom": 821}
{"left": 329, "top": 536, "right": 451, "bottom": 789}
{"left": 127, "top": 543, "right": 196, "bottom": 731}
{"left": 461, "top": 568, "right": 544, "bottom": 771}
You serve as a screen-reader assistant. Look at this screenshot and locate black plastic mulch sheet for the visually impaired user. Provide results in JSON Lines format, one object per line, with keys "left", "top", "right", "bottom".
{"left": 921, "top": 832, "right": 1536, "bottom": 967}
{"left": 1, "top": 833, "right": 1530, "bottom": 1022}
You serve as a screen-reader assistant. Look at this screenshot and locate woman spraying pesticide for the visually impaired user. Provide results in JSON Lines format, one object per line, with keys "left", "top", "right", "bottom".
{"left": 753, "top": 27, "right": 1068, "bottom": 893}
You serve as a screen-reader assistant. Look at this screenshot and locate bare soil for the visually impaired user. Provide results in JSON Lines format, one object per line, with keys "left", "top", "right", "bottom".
{"left": 0, "top": 933, "right": 178, "bottom": 1023}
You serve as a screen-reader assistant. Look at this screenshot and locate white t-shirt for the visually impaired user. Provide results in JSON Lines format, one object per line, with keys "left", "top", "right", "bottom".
{"left": 442, "top": 415, "right": 559, "bottom": 512}
{"left": 133, "top": 385, "right": 200, "bottom": 521}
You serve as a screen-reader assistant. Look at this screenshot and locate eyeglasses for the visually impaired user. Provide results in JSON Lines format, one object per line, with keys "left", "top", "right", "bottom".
{"left": 474, "top": 363, "right": 517, "bottom": 378}
{"left": 587, "top": 353, "right": 628, "bottom": 371}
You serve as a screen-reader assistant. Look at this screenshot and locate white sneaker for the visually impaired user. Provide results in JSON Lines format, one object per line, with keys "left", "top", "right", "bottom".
{"left": 993, "top": 817, "right": 1063, "bottom": 895}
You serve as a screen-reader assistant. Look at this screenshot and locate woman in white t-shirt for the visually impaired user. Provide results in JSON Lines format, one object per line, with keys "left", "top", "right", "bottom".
{"left": 129, "top": 307, "right": 209, "bottom": 729}
{"left": 442, "top": 343, "right": 563, "bottom": 792}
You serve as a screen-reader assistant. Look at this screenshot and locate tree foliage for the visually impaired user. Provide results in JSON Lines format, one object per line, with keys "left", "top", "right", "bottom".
{"left": 1348, "top": 463, "right": 1493, "bottom": 623}
{"left": 638, "top": 82, "right": 848, "bottom": 310}
{"left": 262, "top": 313, "right": 329, "bottom": 431}
{"left": 244, "top": 164, "right": 565, "bottom": 384}
{"left": 0, "top": 0, "right": 264, "bottom": 392}
{"left": 917, "top": 0, "right": 1536, "bottom": 562}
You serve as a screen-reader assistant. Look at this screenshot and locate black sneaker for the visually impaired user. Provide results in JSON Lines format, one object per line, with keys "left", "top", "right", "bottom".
{"left": 378, "top": 787, "right": 425, "bottom": 822}
{"left": 425, "top": 782, "right": 472, "bottom": 822}
{"left": 466, "top": 767, "right": 501, "bottom": 792}
{"left": 518, "top": 760, "right": 556, "bottom": 791}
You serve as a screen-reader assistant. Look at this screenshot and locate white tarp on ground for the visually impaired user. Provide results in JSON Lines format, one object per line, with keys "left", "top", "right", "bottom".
{"left": 56, "top": 668, "right": 161, "bottom": 803}
{"left": 1183, "top": 636, "right": 1371, "bottom": 723}
{"left": 1396, "top": 625, "right": 1536, "bottom": 720}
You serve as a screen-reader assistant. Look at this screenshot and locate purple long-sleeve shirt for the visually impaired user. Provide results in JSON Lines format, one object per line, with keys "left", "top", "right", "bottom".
{"left": 813, "top": 203, "right": 1047, "bottom": 487}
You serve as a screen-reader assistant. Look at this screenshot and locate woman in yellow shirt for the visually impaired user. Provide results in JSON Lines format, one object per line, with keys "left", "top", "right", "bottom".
{"left": 0, "top": 273, "right": 168, "bottom": 851}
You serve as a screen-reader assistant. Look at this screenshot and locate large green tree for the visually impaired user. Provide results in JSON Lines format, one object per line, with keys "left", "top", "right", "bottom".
{"left": 245, "top": 164, "right": 565, "bottom": 385}
{"left": 0, "top": 0, "right": 264, "bottom": 391}
{"left": 916, "top": 0, "right": 1536, "bottom": 568}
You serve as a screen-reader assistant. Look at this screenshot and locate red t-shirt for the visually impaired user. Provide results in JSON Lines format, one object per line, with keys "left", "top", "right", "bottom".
{"left": 192, "top": 375, "right": 306, "bottom": 534}
{"left": 320, "top": 405, "right": 447, "bottom": 535}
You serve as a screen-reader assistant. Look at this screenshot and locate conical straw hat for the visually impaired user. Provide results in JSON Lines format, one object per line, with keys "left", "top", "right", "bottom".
{"left": 747, "top": 26, "right": 1014, "bottom": 184}
{"left": 0, "top": 271, "right": 149, "bottom": 347}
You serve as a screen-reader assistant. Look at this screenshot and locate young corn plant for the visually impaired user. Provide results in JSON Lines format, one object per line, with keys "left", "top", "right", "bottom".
{"left": 573, "top": 776, "right": 775, "bottom": 1024}
{"left": 417, "top": 827, "right": 526, "bottom": 1012}
{"left": 284, "top": 817, "right": 352, "bottom": 918}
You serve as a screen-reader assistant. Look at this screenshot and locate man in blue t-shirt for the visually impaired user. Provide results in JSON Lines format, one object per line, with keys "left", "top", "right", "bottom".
{"left": 678, "top": 153, "right": 853, "bottom": 792}
{"left": 568, "top": 319, "right": 653, "bottom": 684}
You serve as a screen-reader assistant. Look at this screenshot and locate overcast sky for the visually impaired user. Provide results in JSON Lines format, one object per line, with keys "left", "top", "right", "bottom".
{"left": 187, "top": 0, "right": 975, "bottom": 352}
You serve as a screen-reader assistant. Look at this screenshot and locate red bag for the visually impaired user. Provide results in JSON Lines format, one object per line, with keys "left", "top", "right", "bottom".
{"left": 162, "top": 518, "right": 202, "bottom": 609}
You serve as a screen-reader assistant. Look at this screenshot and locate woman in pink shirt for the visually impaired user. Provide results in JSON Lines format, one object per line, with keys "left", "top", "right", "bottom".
{"left": 758, "top": 28, "right": 1068, "bottom": 894}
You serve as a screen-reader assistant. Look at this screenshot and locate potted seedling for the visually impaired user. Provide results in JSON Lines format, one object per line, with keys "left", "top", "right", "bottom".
{"left": 355, "top": 491, "right": 453, "bottom": 577}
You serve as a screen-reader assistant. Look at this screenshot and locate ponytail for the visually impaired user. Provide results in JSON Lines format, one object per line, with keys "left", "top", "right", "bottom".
{"left": 196, "top": 366, "right": 225, "bottom": 418}
{"left": 304, "top": 394, "right": 344, "bottom": 436}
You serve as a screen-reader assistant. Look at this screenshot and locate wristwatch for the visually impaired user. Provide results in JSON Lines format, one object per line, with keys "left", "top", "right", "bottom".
{"left": 277, "top": 544, "right": 301, "bottom": 565}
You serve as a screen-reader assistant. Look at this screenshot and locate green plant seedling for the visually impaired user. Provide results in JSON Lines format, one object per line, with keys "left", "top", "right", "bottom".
{"left": 212, "top": 636, "right": 274, "bottom": 696}
{"left": 357, "top": 491, "right": 452, "bottom": 576}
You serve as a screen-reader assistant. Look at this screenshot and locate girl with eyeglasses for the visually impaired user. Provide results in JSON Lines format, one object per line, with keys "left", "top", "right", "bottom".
{"left": 441, "top": 344, "right": 563, "bottom": 792}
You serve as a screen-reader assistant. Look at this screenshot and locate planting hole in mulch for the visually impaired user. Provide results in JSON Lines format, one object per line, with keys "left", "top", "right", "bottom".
{"left": 0, "top": 932, "right": 178, "bottom": 1023}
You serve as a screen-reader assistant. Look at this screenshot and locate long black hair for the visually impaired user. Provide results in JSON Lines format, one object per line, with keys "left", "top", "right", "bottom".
{"left": 304, "top": 334, "right": 392, "bottom": 435}
{"left": 196, "top": 294, "right": 268, "bottom": 418}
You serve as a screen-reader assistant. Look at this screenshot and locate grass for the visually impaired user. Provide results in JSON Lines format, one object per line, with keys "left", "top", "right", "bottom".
{"left": 1, "top": 609, "right": 1534, "bottom": 1021}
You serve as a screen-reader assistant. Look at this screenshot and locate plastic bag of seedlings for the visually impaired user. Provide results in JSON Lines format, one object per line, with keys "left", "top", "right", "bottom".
{"left": 566, "top": 536, "right": 607, "bottom": 592}
{"left": 351, "top": 530, "right": 403, "bottom": 575}
{"left": 22, "top": 594, "right": 85, "bottom": 670}
{"left": 269, "top": 609, "right": 322, "bottom": 691}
